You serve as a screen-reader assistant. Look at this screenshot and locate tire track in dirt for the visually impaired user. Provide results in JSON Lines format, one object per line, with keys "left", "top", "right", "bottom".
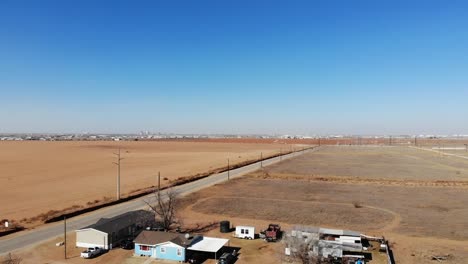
{"left": 248, "top": 173, "right": 468, "bottom": 188}
{"left": 410, "top": 146, "right": 468, "bottom": 160}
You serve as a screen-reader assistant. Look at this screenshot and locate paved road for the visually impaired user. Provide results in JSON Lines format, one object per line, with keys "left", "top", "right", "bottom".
{"left": 0, "top": 148, "right": 315, "bottom": 255}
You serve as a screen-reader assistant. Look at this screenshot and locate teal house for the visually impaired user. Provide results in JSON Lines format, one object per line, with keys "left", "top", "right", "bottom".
{"left": 134, "top": 231, "right": 229, "bottom": 262}
{"left": 134, "top": 231, "right": 198, "bottom": 261}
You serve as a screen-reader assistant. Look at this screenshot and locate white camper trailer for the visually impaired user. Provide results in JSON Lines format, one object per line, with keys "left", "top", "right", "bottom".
{"left": 235, "top": 226, "right": 255, "bottom": 239}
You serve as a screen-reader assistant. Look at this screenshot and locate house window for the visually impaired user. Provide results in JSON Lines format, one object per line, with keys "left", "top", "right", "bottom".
{"left": 177, "top": 248, "right": 182, "bottom": 256}
{"left": 241, "top": 229, "right": 245, "bottom": 234}
{"left": 160, "top": 247, "right": 166, "bottom": 254}
{"left": 139, "top": 245, "right": 150, "bottom": 251}
{"left": 245, "top": 229, "right": 249, "bottom": 234}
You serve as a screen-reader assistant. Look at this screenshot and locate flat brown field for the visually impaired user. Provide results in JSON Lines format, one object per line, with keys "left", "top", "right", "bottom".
{"left": 265, "top": 146, "right": 468, "bottom": 181}
{"left": 0, "top": 140, "right": 299, "bottom": 225}
{"left": 177, "top": 146, "right": 468, "bottom": 263}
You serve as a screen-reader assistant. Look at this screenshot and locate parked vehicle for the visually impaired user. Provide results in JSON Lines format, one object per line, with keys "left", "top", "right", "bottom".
{"left": 234, "top": 226, "right": 255, "bottom": 239}
{"left": 187, "top": 253, "right": 206, "bottom": 264}
{"left": 80, "top": 247, "right": 105, "bottom": 258}
{"left": 146, "top": 226, "right": 165, "bottom": 232}
{"left": 121, "top": 238, "right": 134, "bottom": 250}
{"left": 217, "top": 252, "right": 236, "bottom": 264}
{"left": 264, "top": 224, "right": 281, "bottom": 242}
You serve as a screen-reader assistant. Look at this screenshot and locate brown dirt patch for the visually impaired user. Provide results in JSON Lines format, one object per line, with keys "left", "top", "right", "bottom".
{"left": 192, "top": 196, "right": 394, "bottom": 231}
{"left": 176, "top": 146, "right": 468, "bottom": 263}
{"left": 181, "top": 177, "right": 468, "bottom": 240}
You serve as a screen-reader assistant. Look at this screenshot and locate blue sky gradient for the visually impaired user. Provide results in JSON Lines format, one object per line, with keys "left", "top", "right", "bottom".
{"left": 1, "top": 0, "right": 467, "bottom": 135}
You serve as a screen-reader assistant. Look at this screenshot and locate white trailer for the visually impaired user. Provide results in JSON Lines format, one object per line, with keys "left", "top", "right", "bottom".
{"left": 235, "top": 226, "right": 255, "bottom": 239}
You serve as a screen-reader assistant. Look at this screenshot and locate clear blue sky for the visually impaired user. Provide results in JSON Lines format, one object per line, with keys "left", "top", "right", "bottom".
{"left": 1, "top": 0, "right": 467, "bottom": 135}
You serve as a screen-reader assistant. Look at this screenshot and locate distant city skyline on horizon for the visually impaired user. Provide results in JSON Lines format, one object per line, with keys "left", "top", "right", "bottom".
{"left": 1, "top": 1, "right": 468, "bottom": 135}
{"left": 2, "top": 131, "right": 468, "bottom": 138}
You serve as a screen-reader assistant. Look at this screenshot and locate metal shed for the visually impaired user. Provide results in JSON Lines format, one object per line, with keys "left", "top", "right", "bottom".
{"left": 76, "top": 210, "right": 154, "bottom": 249}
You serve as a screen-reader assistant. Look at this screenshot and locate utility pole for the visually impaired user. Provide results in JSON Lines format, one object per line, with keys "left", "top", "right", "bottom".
{"left": 389, "top": 136, "right": 392, "bottom": 146}
{"left": 64, "top": 216, "right": 67, "bottom": 259}
{"left": 260, "top": 152, "right": 263, "bottom": 168}
{"left": 280, "top": 148, "right": 282, "bottom": 161}
{"left": 414, "top": 136, "right": 417, "bottom": 146}
{"left": 113, "top": 148, "right": 124, "bottom": 200}
{"left": 158, "top": 171, "right": 161, "bottom": 191}
{"left": 227, "top": 158, "right": 230, "bottom": 180}
{"left": 318, "top": 137, "right": 321, "bottom": 146}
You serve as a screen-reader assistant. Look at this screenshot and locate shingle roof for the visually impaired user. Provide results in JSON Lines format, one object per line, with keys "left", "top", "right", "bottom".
{"left": 134, "top": 231, "right": 200, "bottom": 247}
{"left": 82, "top": 210, "right": 154, "bottom": 234}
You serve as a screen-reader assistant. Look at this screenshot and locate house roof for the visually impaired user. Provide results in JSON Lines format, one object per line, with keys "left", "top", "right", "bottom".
{"left": 187, "top": 236, "right": 229, "bottom": 253}
{"left": 134, "top": 231, "right": 199, "bottom": 247}
{"left": 319, "top": 228, "right": 361, "bottom": 237}
{"left": 318, "top": 240, "right": 363, "bottom": 257}
{"left": 80, "top": 210, "right": 154, "bottom": 235}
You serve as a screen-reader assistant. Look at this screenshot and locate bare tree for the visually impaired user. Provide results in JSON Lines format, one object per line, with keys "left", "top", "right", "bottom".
{"left": 294, "top": 241, "right": 315, "bottom": 264}
{"left": 284, "top": 231, "right": 317, "bottom": 264}
{"left": 2, "top": 253, "right": 22, "bottom": 264}
{"left": 144, "top": 188, "right": 180, "bottom": 230}
{"left": 283, "top": 230, "right": 334, "bottom": 264}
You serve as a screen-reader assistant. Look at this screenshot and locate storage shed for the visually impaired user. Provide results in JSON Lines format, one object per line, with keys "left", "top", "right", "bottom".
{"left": 235, "top": 226, "right": 255, "bottom": 239}
{"left": 76, "top": 210, "right": 154, "bottom": 249}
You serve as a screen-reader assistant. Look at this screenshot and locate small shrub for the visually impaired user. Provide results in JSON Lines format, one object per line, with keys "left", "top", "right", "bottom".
{"left": 2, "top": 253, "right": 22, "bottom": 264}
{"left": 353, "top": 201, "right": 363, "bottom": 208}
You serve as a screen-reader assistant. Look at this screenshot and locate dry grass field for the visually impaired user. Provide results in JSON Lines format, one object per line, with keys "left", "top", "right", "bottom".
{"left": 442, "top": 150, "right": 468, "bottom": 158}
{"left": 176, "top": 146, "right": 468, "bottom": 263}
{"left": 0, "top": 140, "right": 299, "bottom": 227}
{"left": 266, "top": 146, "right": 468, "bottom": 181}
{"left": 419, "top": 147, "right": 468, "bottom": 158}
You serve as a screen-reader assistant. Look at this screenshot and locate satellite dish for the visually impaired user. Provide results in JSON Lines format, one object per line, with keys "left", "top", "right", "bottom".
{"left": 185, "top": 233, "right": 190, "bottom": 239}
